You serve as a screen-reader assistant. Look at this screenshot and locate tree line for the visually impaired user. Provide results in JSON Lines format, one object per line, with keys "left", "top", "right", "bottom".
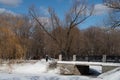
{"left": 0, "top": 14, "right": 120, "bottom": 60}
{"left": 0, "top": 0, "right": 120, "bottom": 60}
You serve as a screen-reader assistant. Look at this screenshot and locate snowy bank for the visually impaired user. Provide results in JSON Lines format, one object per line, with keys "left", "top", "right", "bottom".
{"left": 98, "top": 67, "right": 120, "bottom": 80}
{"left": 0, "top": 59, "right": 59, "bottom": 75}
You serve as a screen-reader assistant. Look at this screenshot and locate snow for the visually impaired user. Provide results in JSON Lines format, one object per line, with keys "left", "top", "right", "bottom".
{"left": 57, "top": 61, "right": 120, "bottom": 66}
{"left": 98, "top": 67, "right": 120, "bottom": 80}
{"left": 0, "top": 72, "right": 92, "bottom": 80}
{"left": 0, "top": 59, "right": 59, "bottom": 75}
{"left": 0, "top": 59, "right": 120, "bottom": 80}
{"left": 90, "top": 66, "right": 102, "bottom": 73}
{"left": 13, "top": 59, "right": 50, "bottom": 74}
{"left": 89, "top": 66, "right": 102, "bottom": 75}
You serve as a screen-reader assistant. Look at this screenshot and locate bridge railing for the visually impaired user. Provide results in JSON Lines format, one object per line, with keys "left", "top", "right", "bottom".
{"left": 59, "top": 54, "right": 120, "bottom": 63}
{"left": 76, "top": 55, "right": 103, "bottom": 62}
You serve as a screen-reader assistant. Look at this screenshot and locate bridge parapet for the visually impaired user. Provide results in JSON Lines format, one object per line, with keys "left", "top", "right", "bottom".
{"left": 59, "top": 54, "right": 120, "bottom": 63}
{"left": 57, "top": 61, "right": 120, "bottom": 75}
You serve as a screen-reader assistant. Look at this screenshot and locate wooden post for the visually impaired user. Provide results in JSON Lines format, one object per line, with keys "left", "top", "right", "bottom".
{"left": 102, "top": 55, "right": 106, "bottom": 62}
{"left": 73, "top": 55, "right": 76, "bottom": 61}
{"left": 59, "top": 54, "right": 62, "bottom": 61}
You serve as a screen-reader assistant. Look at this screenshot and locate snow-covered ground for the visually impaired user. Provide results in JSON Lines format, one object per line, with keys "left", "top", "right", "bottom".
{"left": 0, "top": 59, "right": 120, "bottom": 80}
{"left": 98, "top": 67, "right": 120, "bottom": 80}
{"left": 0, "top": 59, "right": 59, "bottom": 74}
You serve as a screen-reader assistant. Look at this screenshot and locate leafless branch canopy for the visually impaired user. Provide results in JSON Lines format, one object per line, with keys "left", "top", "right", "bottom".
{"left": 29, "top": 6, "right": 60, "bottom": 45}
{"left": 104, "top": 0, "right": 120, "bottom": 10}
{"left": 65, "top": 0, "right": 94, "bottom": 28}
{"left": 104, "top": 0, "right": 120, "bottom": 28}
{"left": 29, "top": 0, "right": 94, "bottom": 56}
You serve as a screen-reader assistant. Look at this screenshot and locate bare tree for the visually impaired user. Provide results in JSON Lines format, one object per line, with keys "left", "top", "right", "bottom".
{"left": 104, "top": 0, "right": 120, "bottom": 28}
{"left": 29, "top": 0, "right": 94, "bottom": 59}
{"left": 63, "top": 0, "right": 94, "bottom": 59}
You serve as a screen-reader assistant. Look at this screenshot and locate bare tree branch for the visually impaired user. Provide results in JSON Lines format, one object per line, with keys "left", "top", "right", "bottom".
{"left": 104, "top": 0, "right": 120, "bottom": 28}
{"left": 63, "top": 0, "right": 94, "bottom": 56}
{"left": 29, "top": 7, "right": 60, "bottom": 45}
{"left": 104, "top": 0, "right": 120, "bottom": 10}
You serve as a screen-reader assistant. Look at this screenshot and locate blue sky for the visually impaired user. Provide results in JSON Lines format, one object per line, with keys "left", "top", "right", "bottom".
{"left": 0, "top": 0, "right": 111, "bottom": 29}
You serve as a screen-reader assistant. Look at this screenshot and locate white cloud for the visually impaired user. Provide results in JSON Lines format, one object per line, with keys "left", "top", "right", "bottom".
{"left": 0, "top": 8, "right": 17, "bottom": 16}
{"left": 0, "top": 0, "right": 22, "bottom": 6}
{"left": 94, "top": 4, "right": 112, "bottom": 15}
{"left": 40, "top": 6, "right": 49, "bottom": 16}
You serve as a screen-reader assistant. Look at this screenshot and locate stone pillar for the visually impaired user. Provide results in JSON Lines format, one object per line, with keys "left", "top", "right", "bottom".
{"left": 85, "top": 56, "right": 88, "bottom": 61}
{"left": 102, "top": 55, "right": 106, "bottom": 62}
{"left": 59, "top": 54, "right": 62, "bottom": 61}
{"left": 73, "top": 55, "right": 76, "bottom": 61}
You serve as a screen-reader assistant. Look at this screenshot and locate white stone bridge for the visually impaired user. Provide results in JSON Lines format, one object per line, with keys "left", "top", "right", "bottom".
{"left": 57, "top": 61, "right": 120, "bottom": 75}
{"left": 57, "top": 54, "right": 120, "bottom": 75}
